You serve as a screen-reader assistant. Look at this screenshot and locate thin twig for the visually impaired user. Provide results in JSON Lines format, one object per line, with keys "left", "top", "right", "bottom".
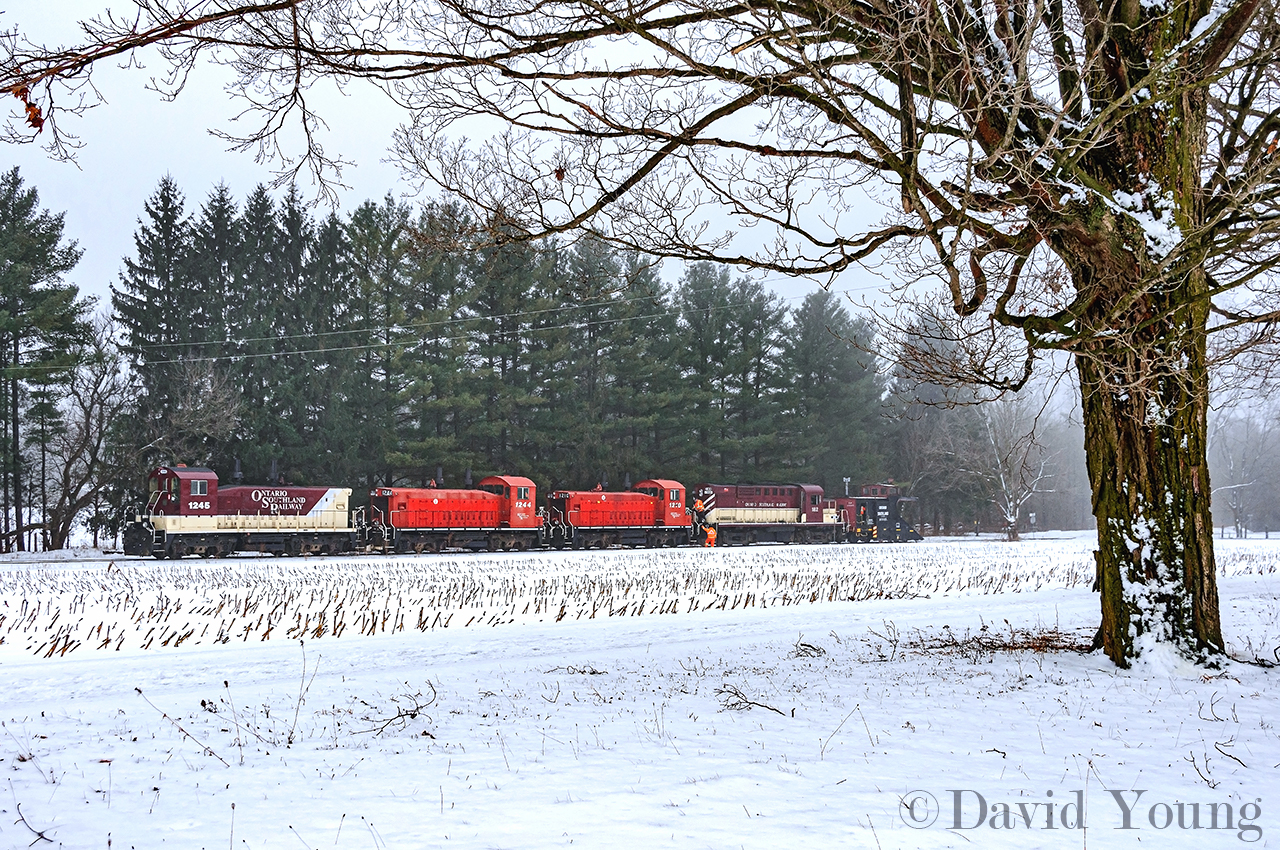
{"left": 9, "top": 783, "right": 52, "bottom": 846}
{"left": 821, "top": 707, "right": 858, "bottom": 759}
{"left": 135, "top": 687, "right": 229, "bottom": 767}
{"left": 715, "top": 684, "right": 786, "bottom": 715}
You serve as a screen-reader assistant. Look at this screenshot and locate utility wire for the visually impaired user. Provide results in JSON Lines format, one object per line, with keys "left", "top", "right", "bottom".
{"left": 133, "top": 277, "right": 853, "bottom": 353}
{"left": 128, "top": 285, "right": 866, "bottom": 367}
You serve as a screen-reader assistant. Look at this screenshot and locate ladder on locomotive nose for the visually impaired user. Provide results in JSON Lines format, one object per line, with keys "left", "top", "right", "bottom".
{"left": 141, "top": 490, "right": 166, "bottom": 552}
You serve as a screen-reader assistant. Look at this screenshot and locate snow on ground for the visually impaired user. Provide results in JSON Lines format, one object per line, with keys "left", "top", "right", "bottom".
{"left": 0, "top": 534, "right": 1277, "bottom": 849}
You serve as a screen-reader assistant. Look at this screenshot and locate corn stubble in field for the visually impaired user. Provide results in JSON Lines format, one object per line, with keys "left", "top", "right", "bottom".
{"left": 2, "top": 542, "right": 1272, "bottom": 658}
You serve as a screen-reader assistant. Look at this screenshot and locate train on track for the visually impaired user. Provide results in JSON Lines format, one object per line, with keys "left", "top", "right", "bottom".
{"left": 123, "top": 465, "right": 921, "bottom": 559}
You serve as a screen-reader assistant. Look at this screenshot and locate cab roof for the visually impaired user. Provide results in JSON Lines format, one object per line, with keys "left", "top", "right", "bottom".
{"left": 635, "top": 479, "right": 685, "bottom": 491}
{"left": 477, "top": 475, "right": 536, "bottom": 488}
{"left": 153, "top": 466, "right": 217, "bottom": 481}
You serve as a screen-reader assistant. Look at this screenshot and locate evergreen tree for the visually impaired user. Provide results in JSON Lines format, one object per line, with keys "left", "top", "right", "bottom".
{"left": 720, "top": 276, "right": 787, "bottom": 480}
{"left": 186, "top": 184, "right": 240, "bottom": 358}
{"left": 346, "top": 195, "right": 412, "bottom": 487}
{"left": 673, "top": 262, "right": 738, "bottom": 481}
{"left": 780, "top": 290, "right": 888, "bottom": 491}
{"left": 299, "top": 211, "right": 365, "bottom": 486}
{"left": 463, "top": 233, "right": 556, "bottom": 476}
{"left": 392, "top": 201, "right": 479, "bottom": 486}
{"left": 224, "top": 185, "right": 283, "bottom": 481}
{"left": 554, "top": 237, "right": 624, "bottom": 486}
{"left": 615, "top": 254, "right": 686, "bottom": 480}
{"left": 112, "top": 175, "right": 191, "bottom": 427}
{"left": 0, "top": 167, "right": 88, "bottom": 551}
{"left": 548, "top": 242, "right": 682, "bottom": 487}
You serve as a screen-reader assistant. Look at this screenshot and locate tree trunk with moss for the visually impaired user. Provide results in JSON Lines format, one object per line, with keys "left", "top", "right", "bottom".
{"left": 1060, "top": 225, "right": 1222, "bottom": 665}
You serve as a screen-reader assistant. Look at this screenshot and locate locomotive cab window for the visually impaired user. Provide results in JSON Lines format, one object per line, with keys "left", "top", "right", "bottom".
{"left": 669, "top": 489, "right": 680, "bottom": 503}
{"left": 192, "top": 480, "right": 208, "bottom": 496}
{"left": 516, "top": 486, "right": 530, "bottom": 500}
{"left": 810, "top": 495, "right": 820, "bottom": 507}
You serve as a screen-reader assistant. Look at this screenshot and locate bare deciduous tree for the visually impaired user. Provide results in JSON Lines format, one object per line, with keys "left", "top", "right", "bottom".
{"left": 6, "top": 0, "right": 1280, "bottom": 663}
{"left": 43, "top": 317, "right": 137, "bottom": 549}
{"left": 148, "top": 358, "right": 243, "bottom": 468}
{"left": 1208, "top": 402, "right": 1280, "bottom": 537}
{"left": 971, "top": 393, "right": 1057, "bottom": 542}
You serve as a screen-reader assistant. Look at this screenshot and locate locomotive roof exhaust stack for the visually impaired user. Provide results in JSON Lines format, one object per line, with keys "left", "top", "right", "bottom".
{"left": 437, "top": 465, "right": 444, "bottom": 486}
{"left": 233, "top": 458, "right": 243, "bottom": 484}
{"left": 624, "top": 472, "right": 632, "bottom": 490}
{"left": 465, "top": 468, "right": 473, "bottom": 487}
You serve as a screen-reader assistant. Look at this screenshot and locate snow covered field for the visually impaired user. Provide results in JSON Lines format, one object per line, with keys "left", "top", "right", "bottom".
{"left": 0, "top": 534, "right": 1277, "bottom": 848}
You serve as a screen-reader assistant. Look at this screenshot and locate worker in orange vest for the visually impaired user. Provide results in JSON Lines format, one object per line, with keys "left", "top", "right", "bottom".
{"left": 704, "top": 525, "right": 717, "bottom": 547}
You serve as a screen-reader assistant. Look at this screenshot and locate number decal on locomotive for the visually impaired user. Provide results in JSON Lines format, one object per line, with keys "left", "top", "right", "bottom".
{"left": 187, "top": 500, "right": 210, "bottom": 510}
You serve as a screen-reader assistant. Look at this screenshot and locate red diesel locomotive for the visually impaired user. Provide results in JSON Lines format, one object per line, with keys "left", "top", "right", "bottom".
{"left": 545, "top": 479, "right": 691, "bottom": 548}
{"left": 367, "top": 475, "right": 540, "bottom": 553}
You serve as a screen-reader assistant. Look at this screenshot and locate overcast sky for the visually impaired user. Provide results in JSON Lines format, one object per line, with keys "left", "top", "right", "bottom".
{"left": 3, "top": 1, "right": 874, "bottom": 311}
{"left": 3, "top": 1, "right": 410, "bottom": 308}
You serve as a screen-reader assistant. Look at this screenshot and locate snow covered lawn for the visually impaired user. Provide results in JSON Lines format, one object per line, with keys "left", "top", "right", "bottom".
{"left": 0, "top": 534, "right": 1277, "bottom": 849}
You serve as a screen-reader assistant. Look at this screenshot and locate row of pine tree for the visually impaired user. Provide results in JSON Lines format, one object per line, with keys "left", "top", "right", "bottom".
{"left": 113, "top": 177, "right": 895, "bottom": 498}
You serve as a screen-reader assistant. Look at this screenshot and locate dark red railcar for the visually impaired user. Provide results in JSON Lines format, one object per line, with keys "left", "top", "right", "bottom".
{"left": 367, "top": 474, "right": 540, "bottom": 552}
{"left": 545, "top": 479, "right": 691, "bottom": 548}
{"left": 690, "top": 482, "right": 843, "bottom": 545}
